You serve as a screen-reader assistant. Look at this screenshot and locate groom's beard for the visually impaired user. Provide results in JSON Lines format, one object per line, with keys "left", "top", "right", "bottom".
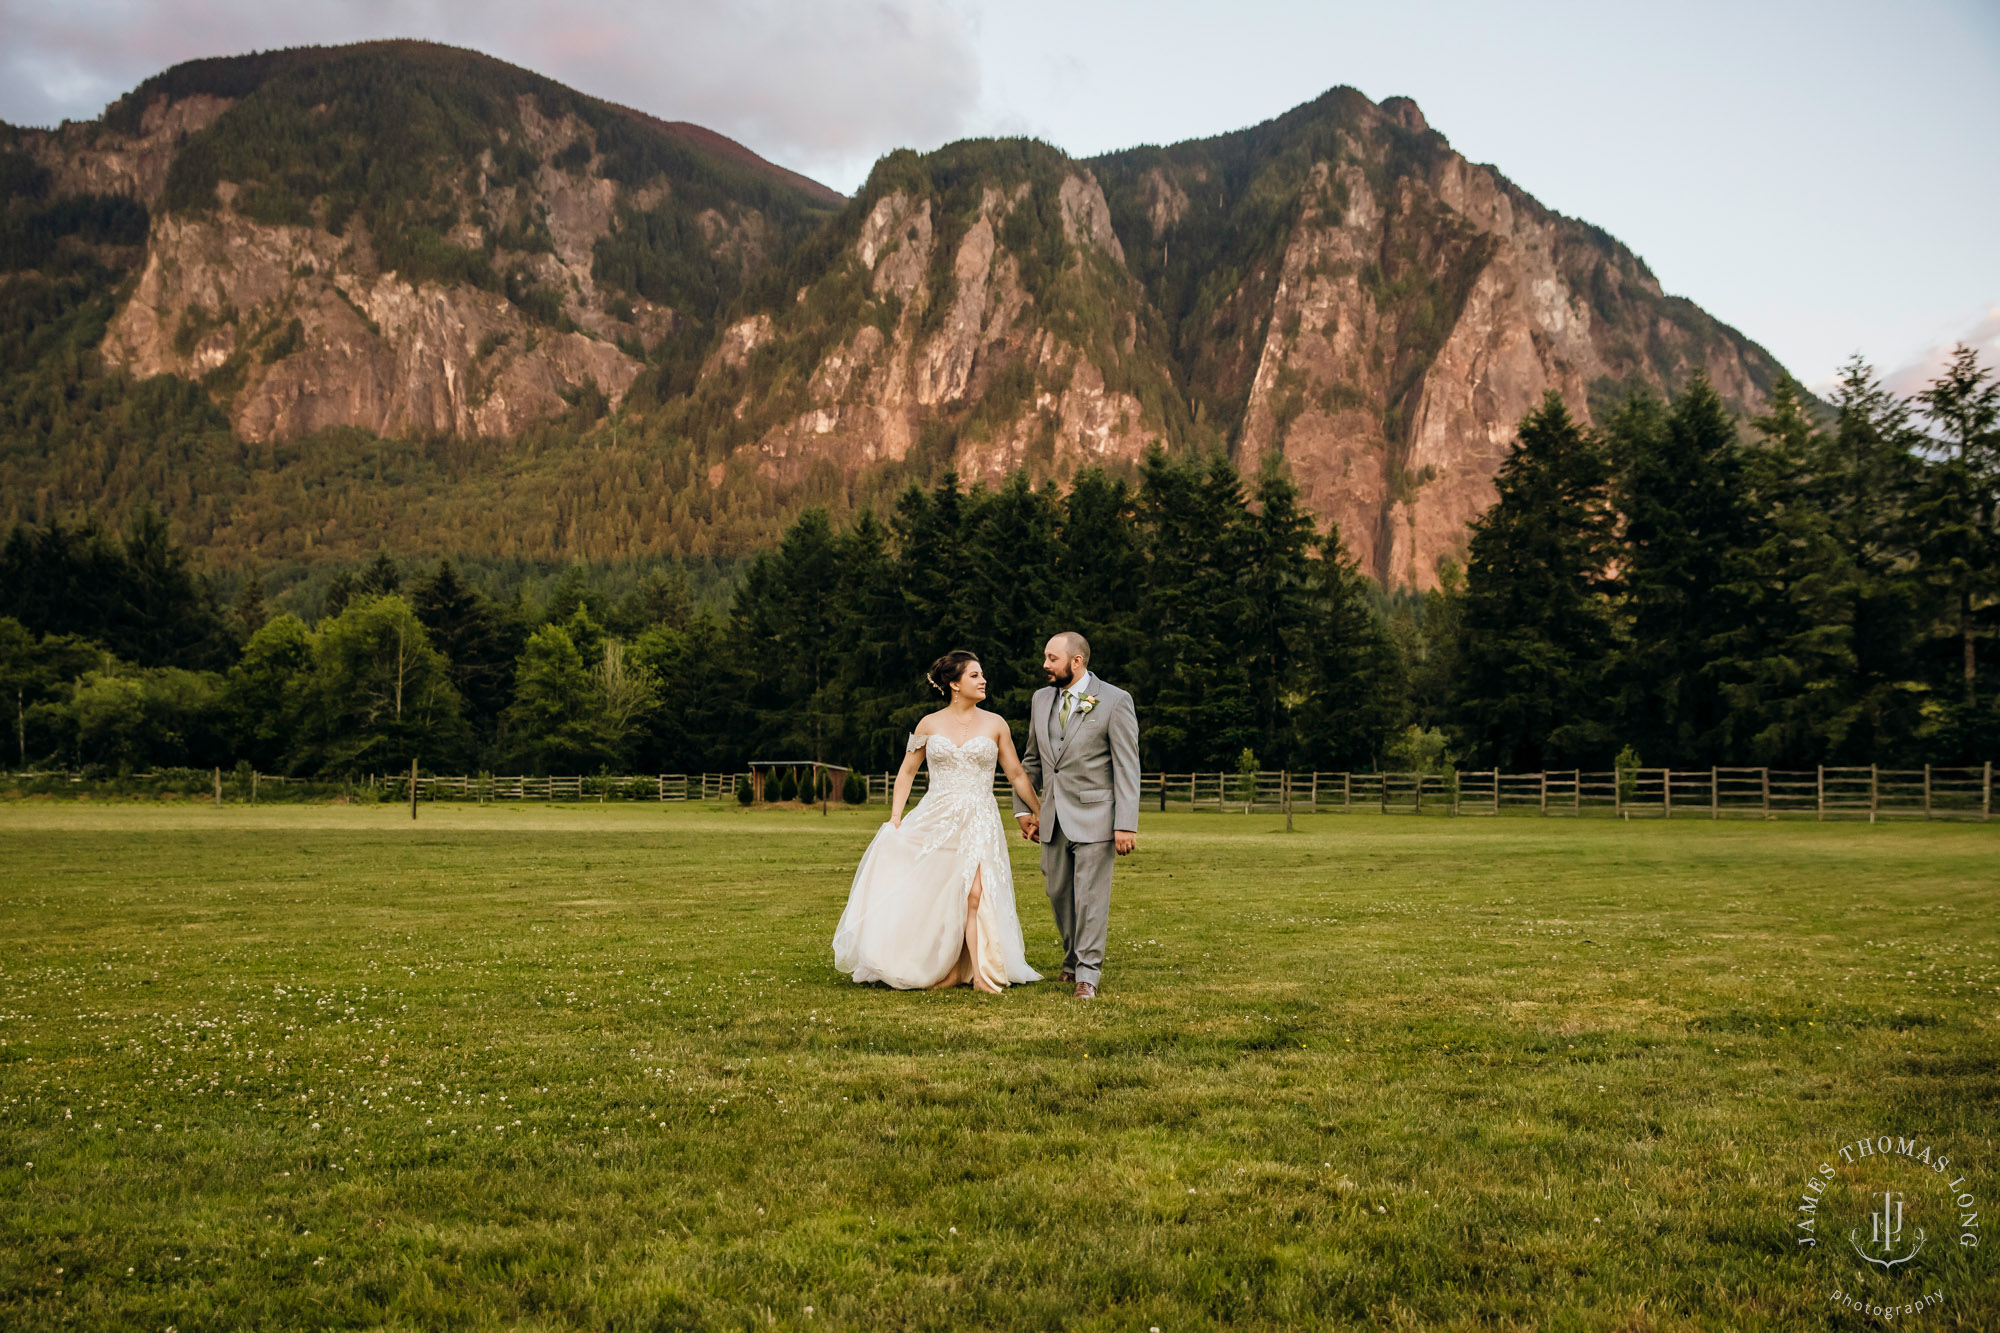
{"left": 1045, "top": 666, "right": 1074, "bottom": 688}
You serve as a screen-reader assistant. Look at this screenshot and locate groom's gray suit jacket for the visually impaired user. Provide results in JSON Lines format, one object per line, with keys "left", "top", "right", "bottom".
{"left": 1012, "top": 677, "right": 1140, "bottom": 843}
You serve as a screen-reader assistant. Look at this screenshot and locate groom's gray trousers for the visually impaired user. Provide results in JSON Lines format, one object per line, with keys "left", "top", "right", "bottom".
{"left": 1042, "top": 822, "right": 1115, "bottom": 986}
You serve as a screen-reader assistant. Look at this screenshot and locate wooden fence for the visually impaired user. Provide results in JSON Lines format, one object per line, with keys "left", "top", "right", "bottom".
{"left": 372, "top": 762, "right": 1994, "bottom": 822}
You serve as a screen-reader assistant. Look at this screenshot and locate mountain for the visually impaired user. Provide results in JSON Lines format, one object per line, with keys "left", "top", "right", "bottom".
{"left": 1, "top": 42, "right": 1794, "bottom": 587}
{"left": 1089, "top": 92, "right": 1788, "bottom": 585}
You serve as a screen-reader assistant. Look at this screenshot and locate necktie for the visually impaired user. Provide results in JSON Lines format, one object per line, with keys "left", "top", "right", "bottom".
{"left": 1059, "top": 689, "right": 1073, "bottom": 732}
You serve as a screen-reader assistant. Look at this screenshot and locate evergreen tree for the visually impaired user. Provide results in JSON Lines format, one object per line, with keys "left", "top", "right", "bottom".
{"left": 632, "top": 609, "right": 742, "bottom": 772}
{"left": 412, "top": 559, "right": 523, "bottom": 740}
{"left": 1238, "top": 462, "right": 1320, "bottom": 767}
{"left": 1608, "top": 375, "right": 1766, "bottom": 766}
{"left": 0, "top": 509, "right": 233, "bottom": 669}
{"left": 1053, "top": 469, "right": 1144, "bottom": 674}
{"left": 959, "top": 472, "right": 1063, "bottom": 722}
{"left": 1808, "top": 359, "right": 1929, "bottom": 760}
{"left": 1133, "top": 450, "right": 1257, "bottom": 769}
{"left": 1452, "top": 393, "right": 1616, "bottom": 769}
{"left": 1911, "top": 345, "right": 2000, "bottom": 754}
{"left": 1293, "top": 522, "right": 1404, "bottom": 769}
{"left": 358, "top": 551, "right": 401, "bottom": 597}
{"left": 1387, "top": 558, "right": 1462, "bottom": 736}
{"left": 734, "top": 509, "right": 850, "bottom": 764}
{"left": 321, "top": 570, "right": 358, "bottom": 621}
{"left": 1725, "top": 378, "right": 1858, "bottom": 765}
{"left": 610, "top": 565, "right": 694, "bottom": 636}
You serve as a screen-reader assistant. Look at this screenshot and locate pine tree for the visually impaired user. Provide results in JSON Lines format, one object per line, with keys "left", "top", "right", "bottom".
{"left": 1133, "top": 450, "right": 1257, "bottom": 769}
{"left": 1911, "top": 344, "right": 2000, "bottom": 755}
{"left": 412, "top": 559, "right": 523, "bottom": 740}
{"left": 1239, "top": 461, "right": 1319, "bottom": 767}
{"left": 1452, "top": 392, "right": 1615, "bottom": 769}
{"left": 1293, "top": 521, "right": 1403, "bottom": 770}
{"left": 1608, "top": 375, "right": 1765, "bottom": 766}
{"left": 1808, "top": 360, "right": 1929, "bottom": 760}
{"left": 1727, "top": 377, "right": 1857, "bottom": 765}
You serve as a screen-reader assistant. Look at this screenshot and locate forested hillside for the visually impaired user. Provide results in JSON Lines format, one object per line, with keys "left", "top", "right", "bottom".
{"left": 5, "top": 349, "right": 1993, "bottom": 778}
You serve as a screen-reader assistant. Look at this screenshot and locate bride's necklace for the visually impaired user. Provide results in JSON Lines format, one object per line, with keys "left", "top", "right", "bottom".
{"left": 938, "top": 706, "right": 983, "bottom": 745}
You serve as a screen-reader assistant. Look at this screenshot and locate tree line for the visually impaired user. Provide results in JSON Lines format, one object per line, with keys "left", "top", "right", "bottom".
{"left": 2, "top": 353, "right": 1993, "bottom": 779}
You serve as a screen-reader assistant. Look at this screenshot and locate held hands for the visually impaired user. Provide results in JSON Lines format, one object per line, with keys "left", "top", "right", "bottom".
{"left": 1114, "top": 831, "right": 1137, "bottom": 856}
{"left": 1018, "top": 815, "right": 1040, "bottom": 843}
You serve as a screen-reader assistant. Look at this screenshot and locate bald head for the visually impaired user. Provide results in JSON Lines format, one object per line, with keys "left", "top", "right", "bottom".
{"left": 1042, "top": 631, "right": 1090, "bottom": 688}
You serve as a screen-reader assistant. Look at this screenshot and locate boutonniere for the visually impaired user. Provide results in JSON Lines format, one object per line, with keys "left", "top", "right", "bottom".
{"left": 1075, "top": 694, "right": 1100, "bottom": 716}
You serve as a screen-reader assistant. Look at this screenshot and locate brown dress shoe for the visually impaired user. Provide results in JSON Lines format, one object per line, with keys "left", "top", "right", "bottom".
{"left": 1060, "top": 970, "right": 1076, "bottom": 985}
{"left": 1073, "top": 981, "right": 1097, "bottom": 999}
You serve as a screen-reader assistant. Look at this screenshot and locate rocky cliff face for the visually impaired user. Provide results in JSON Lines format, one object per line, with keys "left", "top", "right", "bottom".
{"left": 2, "top": 46, "right": 1796, "bottom": 583}
{"left": 97, "top": 95, "right": 666, "bottom": 441}
{"left": 698, "top": 150, "right": 1180, "bottom": 494}
{"left": 1092, "top": 91, "right": 1789, "bottom": 587}
{"left": 9, "top": 43, "right": 836, "bottom": 445}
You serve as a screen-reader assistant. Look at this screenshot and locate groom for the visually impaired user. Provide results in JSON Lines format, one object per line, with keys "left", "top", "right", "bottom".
{"left": 1014, "top": 632, "right": 1139, "bottom": 999}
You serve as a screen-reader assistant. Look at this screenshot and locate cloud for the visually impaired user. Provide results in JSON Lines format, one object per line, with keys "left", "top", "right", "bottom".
{"left": 1881, "top": 305, "right": 2000, "bottom": 400}
{"left": 0, "top": 0, "right": 983, "bottom": 192}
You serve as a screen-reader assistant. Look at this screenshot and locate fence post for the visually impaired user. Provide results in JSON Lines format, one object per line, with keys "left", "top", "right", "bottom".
{"left": 1985, "top": 761, "right": 1993, "bottom": 822}
{"left": 1539, "top": 770, "right": 1547, "bottom": 816}
{"left": 1761, "top": 768, "right": 1770, "bottom": 820}
{"left": 1311, "top": 771, "right": 1319, "bottom": 814}
{"left": 1923, "top": 763, "right": 1932, "bottom": 821}
{"left": 1664, "top": 770, "right": 1673, "bottom": 820}
{"left": 251, "top": 770, "right": 258, "bottom": 805}
{"left": 1452, "top": 771, "right": 1461, "bottom": 817}
{"left": 409, "top": 757, "right": 419, "bottom": 821}
{"left": 1284, "top": 771, "right": 1293, "bottom": 833}
{"left": 1380, "top": 772, "right": 1388, "bottom": 815}
{"left": 1574, "top": 770, "right": 1581, "bottom": 814}
{"left": 1711, "top": 766, "right": 1719, "bottom": 821}
{"left": 1414, "top": 772, "right": 1423, "bottom": 815}
{"left": 1344, "top": 771, "right": 1352, "bottom": 813}
{"left": 212, "top": 766, "right": 222, "bottom": 808}
{"left": 1614, "top": 766, "right": 1621, "bottom": 818}
{"left": 1870, "top": 764, "right": 1879, "bottom": 824}
{"left": 1816, "top": 765, "right": 1824, "bottom": 821}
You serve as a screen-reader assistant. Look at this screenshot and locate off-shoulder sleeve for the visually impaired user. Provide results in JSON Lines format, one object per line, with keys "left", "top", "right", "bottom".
{"left": 905, "top": 732, "right": 928, "bottom": 754}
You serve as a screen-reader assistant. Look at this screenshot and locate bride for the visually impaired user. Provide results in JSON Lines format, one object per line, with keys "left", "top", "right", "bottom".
{"left": 832, "top": 651, "right": 1043, "bottom": 992}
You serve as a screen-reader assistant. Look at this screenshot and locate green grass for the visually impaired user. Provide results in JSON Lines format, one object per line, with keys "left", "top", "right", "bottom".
{"left": 2, "top": 804, "right": 1996, "bottom": 1330}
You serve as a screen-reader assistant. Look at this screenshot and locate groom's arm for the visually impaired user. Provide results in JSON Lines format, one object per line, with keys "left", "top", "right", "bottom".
{"left": 1110, "top": 691, "right": 1140, "bottom": 838}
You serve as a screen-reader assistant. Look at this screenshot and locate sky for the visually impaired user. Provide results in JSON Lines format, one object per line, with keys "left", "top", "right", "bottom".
{"left": 2, "top": 0, "right": 1995, "bottom": 395}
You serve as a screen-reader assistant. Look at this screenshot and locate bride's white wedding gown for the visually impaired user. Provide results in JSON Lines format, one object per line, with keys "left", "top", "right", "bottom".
{"left": 832, "top": 733, "right": 1041, "bottom": 990}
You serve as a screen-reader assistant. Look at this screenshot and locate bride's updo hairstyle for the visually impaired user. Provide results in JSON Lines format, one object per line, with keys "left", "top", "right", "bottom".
{"left": 926, "top": 650, "right": 979, "bottom": 698}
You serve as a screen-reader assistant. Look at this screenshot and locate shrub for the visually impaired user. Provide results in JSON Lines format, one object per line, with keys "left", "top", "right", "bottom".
{"left": 736, "top": 775, "right": 752, "bottom": 806}
{"left": 842, "top": 771, "right": 866, "bottom": 804}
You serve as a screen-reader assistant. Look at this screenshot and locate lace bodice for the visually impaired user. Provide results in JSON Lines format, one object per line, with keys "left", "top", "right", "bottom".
{"left": 909, "top": 732, "right": 998, "bottom": 798}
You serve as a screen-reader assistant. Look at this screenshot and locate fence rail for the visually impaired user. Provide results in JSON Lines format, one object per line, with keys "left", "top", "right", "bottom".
{"left": 16, "top": 763, "right": 1989, "bottom": 821}
{"left": 383, "top": 763, "right": 1992, "bottom": 821}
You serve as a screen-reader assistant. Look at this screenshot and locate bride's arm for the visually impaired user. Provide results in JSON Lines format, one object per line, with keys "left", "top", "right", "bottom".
{"left": 995, "top": 724, "right": 1040, "bottom": 819}
{"left": 889, "top": 734, "right": 927, "bottom": 828}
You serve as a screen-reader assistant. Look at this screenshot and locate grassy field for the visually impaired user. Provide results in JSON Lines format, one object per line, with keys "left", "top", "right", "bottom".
{"left": 1, "top": 803, "right": 1996, "bottom": 1331}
